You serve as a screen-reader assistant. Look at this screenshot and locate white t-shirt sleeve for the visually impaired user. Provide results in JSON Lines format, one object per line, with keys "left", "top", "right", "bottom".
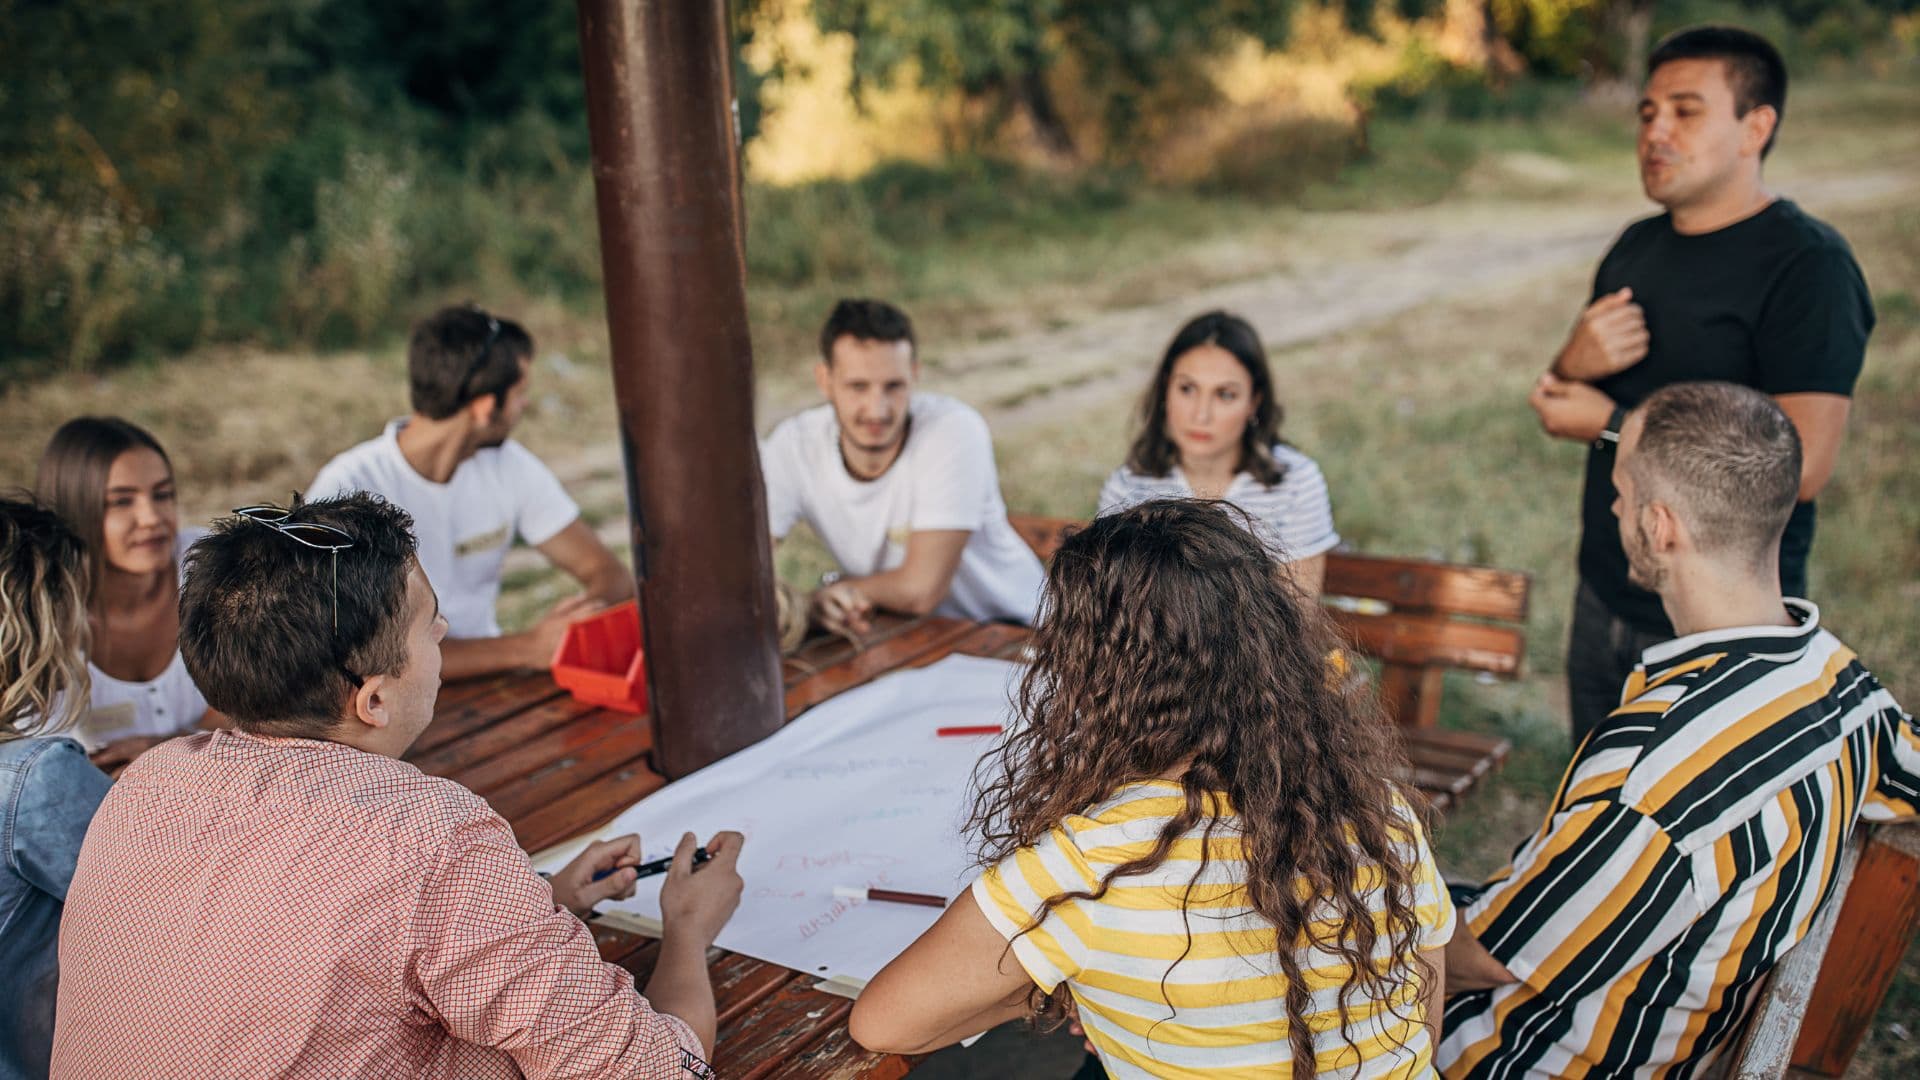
{"left": 907, "top": 408, "right": 995, "bottom": 533}
{"left": 759, "top": 424, "right": 803, "bottom": 541}
{"left": 307, "top": 456, "right": 359, "bottom": 501}
{"left": 502, "top": 442, "right": 580, "bottom": 547}
{"left": 1270, "top": 451, "right": 1340, "bottom": 561}
{"left": 1096, "top": 467, "right": 1137, "bottom": 516}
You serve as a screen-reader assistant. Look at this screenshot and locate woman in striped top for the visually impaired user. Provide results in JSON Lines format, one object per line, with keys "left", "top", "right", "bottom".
{"left": 1099, "top": 311, "right": 1339, "bottom": 597}
{"left": 851, "top": 500, "right": 1455, "bottom": 1078}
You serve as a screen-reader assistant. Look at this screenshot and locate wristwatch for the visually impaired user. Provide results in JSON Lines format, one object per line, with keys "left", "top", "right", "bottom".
{"left": 1594, "top": 405, "right": 1628, "bottom": 450}
{"left": 819, "top": 570, "right": 843, "bottom": 588}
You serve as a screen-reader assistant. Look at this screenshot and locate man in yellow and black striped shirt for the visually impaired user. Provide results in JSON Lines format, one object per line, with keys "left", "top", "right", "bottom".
{"left": 1440, "top": 382, "right": 1919, "bottom": 1078}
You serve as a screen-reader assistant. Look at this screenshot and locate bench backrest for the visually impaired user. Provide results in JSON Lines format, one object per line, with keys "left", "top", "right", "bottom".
{"left": 1709, "top": 828, "right": 1865, "bottom": 1078}
{"left": 1006, "top": 513, "right": 1532, "bottom": 728}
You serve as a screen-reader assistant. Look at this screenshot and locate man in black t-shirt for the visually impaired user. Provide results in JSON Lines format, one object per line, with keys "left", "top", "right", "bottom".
{"left": 1526, "top": 25, "right": 1875, "bottom": 744}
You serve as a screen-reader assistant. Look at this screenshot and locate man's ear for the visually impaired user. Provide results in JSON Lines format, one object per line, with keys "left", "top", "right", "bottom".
{"left": 467, "top": 392, "right": 498, "bottom": 428}
{"left": 1647, "top": 500, "right": 1687, "bottom": 555}
{"left": 814, "top": 360, "right": 833, "bottom": 398}
{"left": 350, "top": 674, "right": 393, "bottom": 731}
{"left": 1742, "top": 105, "right": 1778, "bottom": 157}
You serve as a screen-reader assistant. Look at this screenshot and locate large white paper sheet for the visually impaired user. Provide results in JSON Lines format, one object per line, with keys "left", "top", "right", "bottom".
{"left": 534, "top": 653, "right": 1020, "bottom": 985}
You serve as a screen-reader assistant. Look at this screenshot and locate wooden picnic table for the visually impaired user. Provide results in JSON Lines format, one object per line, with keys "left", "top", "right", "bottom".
{"left": 409, "top": 612, "right": 1498, "bottom": 1078}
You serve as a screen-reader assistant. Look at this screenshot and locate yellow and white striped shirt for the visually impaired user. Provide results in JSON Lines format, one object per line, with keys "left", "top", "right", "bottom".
{"left": 973, "top": 782, "right": 1455, "bottom": 1079}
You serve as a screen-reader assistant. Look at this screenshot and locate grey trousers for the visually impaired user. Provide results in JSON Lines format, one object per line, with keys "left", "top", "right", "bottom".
{"left": 1566, "top": 580, "right": 1673, "bottom": 748}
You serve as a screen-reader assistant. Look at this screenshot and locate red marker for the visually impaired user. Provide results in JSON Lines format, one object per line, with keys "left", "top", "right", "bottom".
{"left": 936, "top": 725, "right": 1003, "bottom": 738}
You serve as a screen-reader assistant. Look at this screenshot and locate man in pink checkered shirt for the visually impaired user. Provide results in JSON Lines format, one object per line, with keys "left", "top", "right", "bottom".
{"left": 53, "top": 493, "right": 743, "bottom": 1079}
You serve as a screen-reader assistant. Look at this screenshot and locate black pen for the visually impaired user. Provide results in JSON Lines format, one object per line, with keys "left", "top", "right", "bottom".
{"left": 592, "top": 846, "right": 711, "bottom": 882}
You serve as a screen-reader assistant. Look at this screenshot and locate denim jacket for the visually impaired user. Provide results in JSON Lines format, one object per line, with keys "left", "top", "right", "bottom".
{"left": 0, "top": 736, "right": 110, "bottom": 1080}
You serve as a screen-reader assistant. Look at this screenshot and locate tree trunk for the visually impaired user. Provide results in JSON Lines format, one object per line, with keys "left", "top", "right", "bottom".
{"left": 1620, "top": 0, "right": 1654, "bottom": 84}
{"left": 1013, "top": 62, "right": 1077, "bottom": 162}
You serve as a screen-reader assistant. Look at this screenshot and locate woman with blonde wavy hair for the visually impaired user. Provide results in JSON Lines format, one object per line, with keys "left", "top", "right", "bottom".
{"left": 0, "top": 496, "right": 114, "bottom": 1079}
{"left": 853, "top": 499, "right": 1454, "bottom": 1078}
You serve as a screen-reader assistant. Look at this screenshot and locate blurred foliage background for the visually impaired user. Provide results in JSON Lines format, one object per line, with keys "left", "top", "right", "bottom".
{"left": 3, "top": 0, "right": 1918, "bottom": 371}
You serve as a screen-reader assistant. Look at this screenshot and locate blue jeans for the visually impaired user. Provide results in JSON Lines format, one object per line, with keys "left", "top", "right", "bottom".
{"left": 0, "top": 737, "right": 111, "bottom": 1080}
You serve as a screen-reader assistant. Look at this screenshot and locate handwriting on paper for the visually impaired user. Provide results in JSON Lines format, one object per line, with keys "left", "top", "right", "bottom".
{"left": 797, "top": 873, "right": 892, "bottom": 940}
{"left": 779, "top": 756, "right": 930, "bottom": 781}
{"left": 841, "top": 806, "right": 922, "bottom": 827}
{"left": 773, "top": 850, "right": 904, "bottom": 872}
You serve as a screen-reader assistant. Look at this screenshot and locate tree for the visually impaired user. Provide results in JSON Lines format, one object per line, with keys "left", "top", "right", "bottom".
{"left": 792, "top": 0, "right": 1425, "bottom": 162}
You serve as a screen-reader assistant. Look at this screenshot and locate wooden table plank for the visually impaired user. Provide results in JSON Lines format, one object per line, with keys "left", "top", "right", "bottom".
{"left": 950, "top": 621, "right": 1031, "bottom": 661}
{"left": 451, "top": 708, "right": 651, "bottom": 798}
{"left": 783, "top": 618, "right": 980, "bottom": 717}
{"left": 483, "top": 717, "right": 655, "bottom": 824}
{"left": 417, "top": 671, "right": 564, "bottom": 754}
{"left": 783, "top": 616, "right": 928, "bottom": 681}
{"left": 707, "top": 953, "right": 801, "bottom": 1026}
{"left": 513, "top": 763, "right": 669, "bottom": 854}
{"left": 431, "top": 669, "right": 542, "bottom": 712}
{"left": 589, "top": 921, "right": 658, "bottom": 966}
{"left": 714, "top": 978, "right": 855, "bottom": 1080}
{"left": 757, "top": 1022, "right": 920, "bottom": 1080}
{"left": 409, "top": 695, "right": 601, "bottom": 778}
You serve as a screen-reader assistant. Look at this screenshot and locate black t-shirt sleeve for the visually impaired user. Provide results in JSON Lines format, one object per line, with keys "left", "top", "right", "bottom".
{"left": 1753, "top": 243, "right": 1875, "bottom": 397}
{"left": 1590, "top": 222, "right": 1641, "bottom": 304}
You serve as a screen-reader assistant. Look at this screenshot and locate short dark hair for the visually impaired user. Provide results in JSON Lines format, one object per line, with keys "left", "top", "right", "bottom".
{"left": 180, "top": 493, "right": 420, "bottom": 738}
{"left": 1627, "top": 382, "right": 1802, "bottom": 567}
{"left": 1126, "top": 311, "right": 1289, "bottom": 487}
{"left": 409, "top": 306, "right": 533, "bottom": 419}
{"left": 818, "top": 299, "right": 915, "bottom": 364}
{"left": 1648, "top": 25, "right": 1788, "bottom": 157}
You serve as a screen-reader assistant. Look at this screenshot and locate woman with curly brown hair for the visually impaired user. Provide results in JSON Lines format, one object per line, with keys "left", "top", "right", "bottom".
{"left": 851, "top": 500, "right": 1454, "bottom": 1078}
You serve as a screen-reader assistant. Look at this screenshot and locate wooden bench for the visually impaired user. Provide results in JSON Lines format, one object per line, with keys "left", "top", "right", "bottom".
{"left": 1007, "top": 513, "right": 1520, "bottom": 810}
{"left": 1712, "top": 821, "right": 1920, "bottom": 1078}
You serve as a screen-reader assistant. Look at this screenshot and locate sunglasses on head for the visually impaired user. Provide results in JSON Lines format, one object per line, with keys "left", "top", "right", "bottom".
{"left": 232, "top": 503, "right": 366, "bottom": 689}
{"left": 456, "top": 314, "right": 505, "bottom": 404}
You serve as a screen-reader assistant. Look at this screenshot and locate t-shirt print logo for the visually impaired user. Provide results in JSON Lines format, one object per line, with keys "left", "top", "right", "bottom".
{"left": 88, "top": 702, "right": 136, "bottom": 731}
{"left": 453, "top": 525, "right": 510, "bottom": 558}
{"left": 679, "top": 1048, "right": 716, "bottom": 1078}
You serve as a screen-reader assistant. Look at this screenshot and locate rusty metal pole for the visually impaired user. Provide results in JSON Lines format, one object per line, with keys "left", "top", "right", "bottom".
{"left": 575, "top": 0, "right": 783, "bottom": 778}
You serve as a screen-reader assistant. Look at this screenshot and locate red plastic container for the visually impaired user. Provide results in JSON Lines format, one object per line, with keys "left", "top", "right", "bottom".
{"left": 550, "top": 600, "right": 649, "bottom": 713}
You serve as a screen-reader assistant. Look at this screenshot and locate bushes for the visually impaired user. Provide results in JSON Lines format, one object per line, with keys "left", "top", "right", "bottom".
{"left": 0, "top": 187, "right": 185, "bottom": 370}
{"left": 3, "top": 1, "right": 1910, "bottom": 374}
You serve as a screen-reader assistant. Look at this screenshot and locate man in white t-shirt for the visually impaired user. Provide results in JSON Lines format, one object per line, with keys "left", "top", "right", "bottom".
{"left": 310, "top": 306, "right": 633, "bottom": 680}
{"left": 761, "top": 299, "right": 1044, "bottom": 633}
